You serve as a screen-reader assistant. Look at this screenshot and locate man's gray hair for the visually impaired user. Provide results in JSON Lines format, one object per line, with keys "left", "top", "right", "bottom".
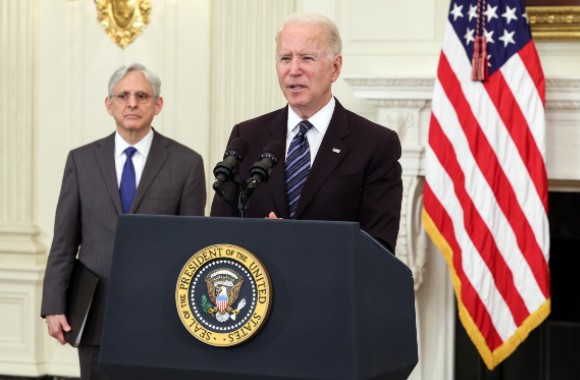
{"left": 276, "top": 12, "right": 342, "bottom": 56}
{"left": 108, "top": 63, "right": 162, "bottom": 98}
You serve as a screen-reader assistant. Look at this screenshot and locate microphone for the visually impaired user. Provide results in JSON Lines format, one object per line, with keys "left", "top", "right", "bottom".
{"left": 242, "top": 140, "right": 285, "bottom": 200}
{"left": 212, "top": 138, "right": 249, "bottom": 189}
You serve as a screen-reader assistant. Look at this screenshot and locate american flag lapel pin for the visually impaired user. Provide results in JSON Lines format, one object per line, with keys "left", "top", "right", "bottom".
{"left": 332, "top": 147, "right": 341, "bottom": 154}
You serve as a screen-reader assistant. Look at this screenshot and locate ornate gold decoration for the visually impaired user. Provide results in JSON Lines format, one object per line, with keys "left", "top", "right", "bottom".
{"left": 528, "top": 6, "right": 580, "bottom": 41}
{"left": 94, "top": 0, "right": 152, "bottom": 48}
{"left": 176, "top": 244, "right": 273, "bottom": 347}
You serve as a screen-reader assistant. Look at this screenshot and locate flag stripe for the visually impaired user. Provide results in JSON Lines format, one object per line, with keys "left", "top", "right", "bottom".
{"left": 484, "top": 67, "right": 551, "bottom": 299}
{"left": 516, "top": 42, "right": 547, "bottom": 136}
{"left": 427, "top": 113, "right": 528, "bottom": 333}
{"left": 423, "top": 183, "right": 504, "bottom": 352}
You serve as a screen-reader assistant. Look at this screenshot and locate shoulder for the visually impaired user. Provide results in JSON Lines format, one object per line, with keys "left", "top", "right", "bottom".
{"left": 336, "top": 100, "right": 400, "bottom": 141}
{"left": 68, "top": 134, "right": 114, "bottom": 157}
{"left": 217, "top": 106, "right": 287, "bottom": 151}
{"left": 234, "top": 106, "right": 287, "bottom": 133}
{"left": 153, "top": 131, "right": 203, "bottom": 161}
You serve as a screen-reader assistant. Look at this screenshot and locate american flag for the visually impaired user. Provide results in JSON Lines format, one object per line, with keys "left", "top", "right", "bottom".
{"left": 422, "top": 0, "right": 550, "bottom": 370}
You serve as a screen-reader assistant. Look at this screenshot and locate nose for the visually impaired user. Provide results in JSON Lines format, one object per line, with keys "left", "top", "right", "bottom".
{"left": 289, "top": 57, "right": 302, "bottom": 75}
{"left": 127, "top": 94, "right": 139, "bottom": 107}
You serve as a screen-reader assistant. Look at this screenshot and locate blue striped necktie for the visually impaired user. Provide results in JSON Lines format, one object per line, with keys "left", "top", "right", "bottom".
{"left": 286, "top": 120, "right": 313, "bottom": 219}
{"left": 120, "top": 146, "right": 137, "bottom": 214}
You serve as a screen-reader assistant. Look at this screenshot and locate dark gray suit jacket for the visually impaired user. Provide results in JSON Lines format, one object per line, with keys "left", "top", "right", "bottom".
{"left": 210, "top": 99, "right": 402, "bottom": 252}
{"left": 41, "top": 131, "right": 206, "bottom": 345}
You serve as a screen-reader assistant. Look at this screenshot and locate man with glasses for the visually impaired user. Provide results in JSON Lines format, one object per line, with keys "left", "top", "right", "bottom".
{"left": 41, "top": 63, "right": 206, "bottom": 379}
{"left": 211, "top": 13, "right": 403, "bottom": 253}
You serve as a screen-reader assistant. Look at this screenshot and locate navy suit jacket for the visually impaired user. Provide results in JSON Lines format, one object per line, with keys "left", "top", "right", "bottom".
{"left": 41, "top": 131, "right": 206, "bottom": 345}
{"left": 210, "top": 99, "right": 402, "bottom": 252}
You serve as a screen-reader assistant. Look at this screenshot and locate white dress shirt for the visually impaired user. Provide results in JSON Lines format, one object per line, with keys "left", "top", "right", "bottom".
{"left": 114, "top": 129, "right": 154, "bottom": 188}
{"left": 286, "top": 97, "right": 336, "bottom": 165}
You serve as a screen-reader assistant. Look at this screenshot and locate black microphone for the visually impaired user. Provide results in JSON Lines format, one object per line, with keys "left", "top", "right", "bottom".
{"left": 212, "top": 138, "right": 249, "bottom": 189}
{"left": 242, "top": 140, "right": 285, "bottom": 199}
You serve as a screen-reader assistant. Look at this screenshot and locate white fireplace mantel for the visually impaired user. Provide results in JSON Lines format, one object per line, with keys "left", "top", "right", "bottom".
{"left": 344, "top": 77, "right": 580, "bottom": 182}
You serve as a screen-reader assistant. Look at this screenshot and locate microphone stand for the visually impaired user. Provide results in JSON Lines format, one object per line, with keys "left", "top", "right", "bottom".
{"left": 238, "top": 192, "right": 248, "bottom": 218}
{"left": 213, "top": 175, "right": 244, "bottom": 215}
{"left": 238, "top": 179, "right": 258, "bottom": 218}
{"left": 212, "top": 171, "right": 254, "bottom": 218}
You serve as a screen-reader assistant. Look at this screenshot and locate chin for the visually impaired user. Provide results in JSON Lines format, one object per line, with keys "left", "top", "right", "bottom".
{"left": 287, "top": 97, "right": 309, "bottom": 109}
{"left": 122, "top": 125, "right": 146, "bottom": 132}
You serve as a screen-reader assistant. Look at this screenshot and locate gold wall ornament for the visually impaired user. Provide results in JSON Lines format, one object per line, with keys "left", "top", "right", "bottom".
{"left": 528, "top": 6, "right": 580, "bottom": 41}
{"left": 94, "top": 0, "right": 152, "bottom": 48}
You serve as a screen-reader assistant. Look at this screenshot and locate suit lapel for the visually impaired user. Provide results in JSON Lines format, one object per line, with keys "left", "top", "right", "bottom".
{"left": 131, "top": 132, "right": 169, "bottom": 213}
{"left": 94, "top": 133, "right": 123, "bottom": 214}
{"left": 265, "top": 108, "right": 291, "bottom": 218}
{"left": 295, "top": 101, "right": 350, "bottom": 218}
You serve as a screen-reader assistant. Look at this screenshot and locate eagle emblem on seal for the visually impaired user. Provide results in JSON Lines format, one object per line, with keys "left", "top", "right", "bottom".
{"left": 202, "top": 268, "right": 246, "bottom": 323}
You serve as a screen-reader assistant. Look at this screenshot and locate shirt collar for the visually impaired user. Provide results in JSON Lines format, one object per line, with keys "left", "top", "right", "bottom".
{"left": 287, "top": 97, "right": 336, "bottom": 135}
{"left": 115, "top": 128, "right": 154, "bottom": 158}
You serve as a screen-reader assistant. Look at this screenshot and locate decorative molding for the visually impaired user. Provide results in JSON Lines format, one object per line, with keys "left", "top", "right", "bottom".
{"left": 0, "top": 266, "right": 47, "bottom": 377}
{"left": 0, "top": 295, "right": 28, "bottom": 350}
{"left": 343, "top": 77, "right": 435, "bottom": 102}
{"left": 544, "top": 78, "right": 580, "bottom": 110}
{"left": 546, "top": 77, "right": 580, "bottom": 89}
{"left": 345, "top": 76, "right": 580, "bottom": 111}
{"left": 345, "top": 77, "right": 580, "bottom": 93}
{"left": 0, "top": 225, "right": 45, "bottom": 255}
{"left": 396, "top": 176, "right": 428, "bottom": 291}
{"left": 545, "top": 101, "right": 580, "bottom": 110}
{"left": 0, "top": 265, "right": 45, "bottom": 282}
{"left": 343, "top": 77, "right": 435, "bottom": 88}
{"left": 528, "top": 6, "right": 580, "bottom": 41}
{"left": 345, "top": 77, "right": 434, "bottom": 290}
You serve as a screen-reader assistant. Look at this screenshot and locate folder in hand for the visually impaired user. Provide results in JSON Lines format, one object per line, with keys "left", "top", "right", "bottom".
{"left": 64, "top": 260, "right": 99, "bottom": 347}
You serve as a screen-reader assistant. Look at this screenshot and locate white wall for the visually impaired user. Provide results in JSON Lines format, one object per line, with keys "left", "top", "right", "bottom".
{"left": 0, "top": 0, "right": 578, "bottom": 377}
{"left": 36, "top": 0, "right": 212, "bottom": 245}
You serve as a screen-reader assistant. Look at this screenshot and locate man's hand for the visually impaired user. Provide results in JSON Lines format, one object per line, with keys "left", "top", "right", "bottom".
{"left": 46, "top": 314, "right": 71, "bottom": 345}
{"left": 267, "top": 212, "right": 281, "bottom": 219}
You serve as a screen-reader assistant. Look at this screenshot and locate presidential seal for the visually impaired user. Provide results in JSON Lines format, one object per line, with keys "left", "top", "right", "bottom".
{"left": 175, "top": 244, "right": 272, "bottom": 347}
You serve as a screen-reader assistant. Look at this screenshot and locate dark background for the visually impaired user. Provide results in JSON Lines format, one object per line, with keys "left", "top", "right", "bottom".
{"left": 455, "top": 191, "right": 580, "bottom": 380}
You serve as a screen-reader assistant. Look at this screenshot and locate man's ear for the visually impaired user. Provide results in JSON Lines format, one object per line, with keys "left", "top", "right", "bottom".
{"left": 154, "top": 96, "right": 164, "bottom": 115}
{"left": 331, "top": 54, "right": 343, "bottom": 83}
{"left": 105, "top": 96, "right": 113, "bottom": 115}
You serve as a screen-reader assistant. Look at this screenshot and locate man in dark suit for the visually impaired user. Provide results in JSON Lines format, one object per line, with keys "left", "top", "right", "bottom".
{"left": 210, "top": 13, "right": 402, "bottom": 252}
{"left": 41, "top": 63, "right": 206, "bottom": 379}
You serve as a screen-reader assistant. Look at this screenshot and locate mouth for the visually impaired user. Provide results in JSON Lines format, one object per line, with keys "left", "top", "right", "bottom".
{"left": 288, "top": 84, "right": 306, "bottom": 89}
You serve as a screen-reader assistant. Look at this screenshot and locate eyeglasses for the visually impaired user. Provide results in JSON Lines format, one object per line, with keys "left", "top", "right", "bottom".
{"left": 111, "top": 91, "right": 153, "bottom": 104}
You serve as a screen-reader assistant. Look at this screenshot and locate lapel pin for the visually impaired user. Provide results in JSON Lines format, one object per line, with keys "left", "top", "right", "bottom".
{"left": 332, "top": 148, "right": 341, "bottom": 154}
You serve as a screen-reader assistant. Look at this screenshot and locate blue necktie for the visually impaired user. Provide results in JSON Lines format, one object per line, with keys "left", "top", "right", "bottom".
{"left": 286, "top": 120, "right": 313, "bottom": 219}
{"left": 120, "top": 147, "right": 137, "bottom": 214}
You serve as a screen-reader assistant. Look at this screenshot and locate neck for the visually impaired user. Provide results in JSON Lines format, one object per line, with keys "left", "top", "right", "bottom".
{"left": 118, "top": 127, "right": 151, "bottom": 145}
{"left": 290, "top": 94, "right": 333, "bottom": 120}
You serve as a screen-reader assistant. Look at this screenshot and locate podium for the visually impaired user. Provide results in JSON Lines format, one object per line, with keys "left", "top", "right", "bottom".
{"left": 100, "top": 215, "right": 418, "bottom": 380}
